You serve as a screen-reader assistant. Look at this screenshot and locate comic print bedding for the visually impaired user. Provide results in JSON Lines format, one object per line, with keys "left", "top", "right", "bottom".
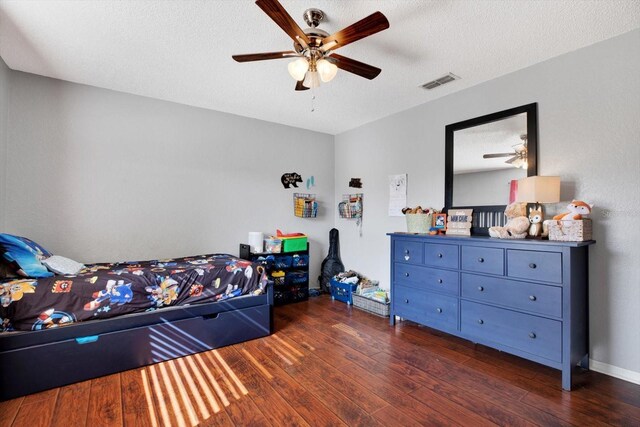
{"left": 0, "top": 254, "right": 267, "bottom": 332}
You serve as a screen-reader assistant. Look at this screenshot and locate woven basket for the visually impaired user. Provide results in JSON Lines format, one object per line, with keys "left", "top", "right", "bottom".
{"left": 406, "top": 213, "right": 432, "bottom": 233}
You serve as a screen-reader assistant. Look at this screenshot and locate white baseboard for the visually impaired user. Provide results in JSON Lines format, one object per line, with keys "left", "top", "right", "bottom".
{"left": 590, "top": 359, "right": 640, "bottom": 385}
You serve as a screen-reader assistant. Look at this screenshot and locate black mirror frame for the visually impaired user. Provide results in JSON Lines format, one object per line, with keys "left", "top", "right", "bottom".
{"left": 444, "top": 103, "right": 538, "bottom": 235}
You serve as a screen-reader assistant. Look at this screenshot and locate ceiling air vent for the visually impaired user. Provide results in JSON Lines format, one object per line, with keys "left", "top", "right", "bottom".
{"left": 421, "top": 73, "right": 460, "bottom": 90}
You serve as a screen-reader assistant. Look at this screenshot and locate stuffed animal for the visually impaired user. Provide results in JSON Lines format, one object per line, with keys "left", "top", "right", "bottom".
{"left": 528, "top": 205, "right": 544, "bottom": 238}
{"left": 488, "top": 202, "right": 529, "bottom": 239}
{"left": 553, "top": 200, "right": 593, "bottom": 220}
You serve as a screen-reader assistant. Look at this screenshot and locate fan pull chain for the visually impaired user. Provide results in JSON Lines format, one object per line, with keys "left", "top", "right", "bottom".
{"left": 310, "top": 89, "right": 316, "bottom": 112}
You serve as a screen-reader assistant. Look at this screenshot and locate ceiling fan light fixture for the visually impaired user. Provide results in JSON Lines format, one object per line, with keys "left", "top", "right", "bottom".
{"left": 317, "top": 58, "right": 338, "bottom": 82}
{"left": 288, "top": 58, "right": 309, "bottom": 81}
{"left": 302, "top": 70, "right": 320, "bottom": 88}
{"left": 512, "top": 157, "right": 527, "bottom": 169}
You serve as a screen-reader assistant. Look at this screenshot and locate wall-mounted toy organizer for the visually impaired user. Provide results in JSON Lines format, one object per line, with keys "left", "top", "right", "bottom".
{"left": 293, "top": 193, "right": 318, "bottom": 218}
{"left": 338, "top": 193, "right": 363, "bottom": 219}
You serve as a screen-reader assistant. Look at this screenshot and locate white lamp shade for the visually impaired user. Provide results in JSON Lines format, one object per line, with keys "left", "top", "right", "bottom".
{"left": 302, "top": 70, "right": 320, "bottom": 88}
{"left": 288, "top": 58, "right": 309, "bottom": 81}
{"left": 516, "top": 176, "right": 561, "bottom": 203}
{"left": 317, "top": 59, "right": 338, "bottom": 82}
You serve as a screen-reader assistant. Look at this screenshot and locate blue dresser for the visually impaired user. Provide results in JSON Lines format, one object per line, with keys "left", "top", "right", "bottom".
{"left": 388, "top": 233, "right": 594, "bottom": 390}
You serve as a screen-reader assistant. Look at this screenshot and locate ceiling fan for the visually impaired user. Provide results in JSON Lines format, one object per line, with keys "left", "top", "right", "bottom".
{"left": 232, "top": 0, "right": 390, "bottom": 91}
{"left": 482, "top": 134, "right": 528, "bottom": 169}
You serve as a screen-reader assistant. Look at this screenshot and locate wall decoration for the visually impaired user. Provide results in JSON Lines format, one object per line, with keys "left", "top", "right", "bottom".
{"left": 388, "top": 174, "right": 407, "bottom": 217}
{"left": 349, "top": 178, "right": 362, "bottom": 188}
{"left": 281, "top": 173, "right": 303, "bottom": 189}
{"left": 306, "top": 176, "right": 315, "bottom": 189}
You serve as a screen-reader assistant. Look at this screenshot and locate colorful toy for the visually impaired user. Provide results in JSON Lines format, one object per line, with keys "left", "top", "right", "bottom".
{"left": 488, "top": 202, "right": 529, "bottom": 239}
{"left": 553, "top": 200, "right": 593, "bottom": 220}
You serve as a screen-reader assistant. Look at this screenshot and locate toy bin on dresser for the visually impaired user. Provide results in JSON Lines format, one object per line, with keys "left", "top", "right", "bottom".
{"left": 388, "top": 232, "right": 594, "bottom": 391}
{"left": 240, "top": 243, "right": 309, "bottom": 306}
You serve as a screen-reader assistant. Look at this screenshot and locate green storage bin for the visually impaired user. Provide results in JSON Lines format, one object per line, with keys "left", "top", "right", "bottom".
{"left": 282, "top": 236, "right": 307, "bottom": 252}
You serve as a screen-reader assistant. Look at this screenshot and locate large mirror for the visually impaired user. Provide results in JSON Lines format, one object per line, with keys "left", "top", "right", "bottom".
{"left": 444, "top": 103, "right": 538, "bottom": 235}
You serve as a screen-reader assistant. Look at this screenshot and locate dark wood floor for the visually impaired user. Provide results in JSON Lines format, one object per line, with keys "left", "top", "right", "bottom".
{"left": 1, "top": 295, "right": 639, "bottom": 427}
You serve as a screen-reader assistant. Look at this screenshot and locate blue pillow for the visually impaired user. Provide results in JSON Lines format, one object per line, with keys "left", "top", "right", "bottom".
{"left": 0, "top": 234, "right": 53, "bottom": 278}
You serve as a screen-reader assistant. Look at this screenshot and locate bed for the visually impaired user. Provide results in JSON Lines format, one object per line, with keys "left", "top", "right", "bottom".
{"left": 0, "top": 252, "right": 273, "bottom": 401}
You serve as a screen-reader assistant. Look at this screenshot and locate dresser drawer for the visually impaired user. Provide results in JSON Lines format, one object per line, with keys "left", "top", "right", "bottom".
{"left": 507, "top": 250, "right": 562, "bottom": 284}
{"left": 461, "top": 301, "right": 561, "bottom": 362}
{"left": 461, "top": 246, "right": 504, "bottom": 275}
{"left": 423, "top": 243, "right": 459, "bottom": 269}
{"left": 394, "top": 240, "right": 423, "bottom": 264}
{"left": 461, "top": 274, "right": 562, "bottom": 318}
{"left": 394, "top": 285, "right": 458, "bottom": 331}
{"left": 394, "top": 263, "right": 459, "bottom": 295}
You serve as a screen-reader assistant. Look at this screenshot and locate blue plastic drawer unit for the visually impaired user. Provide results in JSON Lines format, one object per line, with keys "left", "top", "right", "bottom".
{"left": 388, "top": 233, "right": 594, "bottom": 391}
{"left": 330, "top": 279, "right": 358, "bottom": 305}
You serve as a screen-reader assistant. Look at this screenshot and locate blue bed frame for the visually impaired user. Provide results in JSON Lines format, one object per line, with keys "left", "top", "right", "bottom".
{"left": 0, "top": 285, "right": 273, "bottom": 401}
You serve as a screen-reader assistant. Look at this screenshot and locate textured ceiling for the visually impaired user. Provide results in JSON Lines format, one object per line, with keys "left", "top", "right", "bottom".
{"left": 1, "top": 0, "right": 639, "bottom": 135}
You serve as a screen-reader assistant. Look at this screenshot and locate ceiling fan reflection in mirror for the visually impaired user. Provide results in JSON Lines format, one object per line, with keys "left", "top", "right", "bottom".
{"left": 482, "top": 134, "right": 528, "bottom": 169}
{"left": 232, "top": 0, "right": 390, "bottom": 91}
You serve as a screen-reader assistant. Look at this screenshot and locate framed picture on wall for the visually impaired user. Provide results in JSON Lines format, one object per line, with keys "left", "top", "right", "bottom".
{"left": 434, "top": 213, "right": 447, "bottom": 230}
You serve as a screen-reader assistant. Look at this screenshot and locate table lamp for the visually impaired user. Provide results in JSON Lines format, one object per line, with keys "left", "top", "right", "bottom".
{"left": 516, "top": 176, "right": 561, "bottom": 219}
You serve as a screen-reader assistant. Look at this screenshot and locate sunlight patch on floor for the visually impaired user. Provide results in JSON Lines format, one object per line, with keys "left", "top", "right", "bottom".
{"left": 140, "top": 349, "right": 248, "bottom": 427}
{"left": 332, "top": 323, "right": 365, "bottom": 341}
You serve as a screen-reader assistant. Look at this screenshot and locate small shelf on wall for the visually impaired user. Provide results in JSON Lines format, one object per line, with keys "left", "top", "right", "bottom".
{"left": 293, "top": 193, "right": 317, "bottom": 218}
{"left": 338, "top": 193, "right": 363, "bottom": 219}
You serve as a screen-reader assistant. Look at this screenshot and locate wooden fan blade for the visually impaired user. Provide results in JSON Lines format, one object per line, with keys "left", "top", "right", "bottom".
{"left": 322, "top": 11, "right": 389, "bottom": 50}
{"left": 482, "top": 153, "right": 517, "bottom": 159}
{"left": 295, "top": 80, "right": 309, "bottom": 91}
{"left": 255, "top": 0, "right": 310, "bottom": 45}
{"left": 330, "top": 53, "right": 381, "bottom": 80}
{"left": 232, "top": 51, "right": 298, "bottom": 62}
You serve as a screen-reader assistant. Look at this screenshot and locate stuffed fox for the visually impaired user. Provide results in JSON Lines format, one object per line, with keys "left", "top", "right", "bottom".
{"left": 528, "top": 206, "right": 544, "bottom": 237}
{"left": 553, "top": 200, "right": 593, "bottom": 220}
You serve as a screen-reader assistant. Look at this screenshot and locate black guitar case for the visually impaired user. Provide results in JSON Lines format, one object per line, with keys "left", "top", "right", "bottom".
{"left": 319, "top": 228, "right": 345, "bottom": 293}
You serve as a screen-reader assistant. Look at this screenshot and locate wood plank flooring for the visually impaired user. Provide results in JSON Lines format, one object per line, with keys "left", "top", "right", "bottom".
{"left": 1, "top": 295, "right": 639, "bottom": 426}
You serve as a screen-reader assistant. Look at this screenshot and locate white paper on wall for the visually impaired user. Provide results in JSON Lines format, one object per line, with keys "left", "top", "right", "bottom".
{"left": 389, "top": 174, "right": 407, "bottom": 216}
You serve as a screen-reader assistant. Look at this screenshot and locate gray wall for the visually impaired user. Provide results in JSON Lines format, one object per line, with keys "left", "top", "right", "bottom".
{"left": 0, "top": 56, "right": 9, "bottom": 229}
{"left": 5, "top": 72, "right": 334, "bottom": 285}
{"left": 335, "top": 29, "right": 640, "bottom": 379}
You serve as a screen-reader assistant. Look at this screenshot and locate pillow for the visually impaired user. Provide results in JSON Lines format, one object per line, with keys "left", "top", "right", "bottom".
{"left": 0, "top": 234, "right": 53, "bottom": 278}
{"left": 42, "top": 255, "right": 85, "bottom": 275}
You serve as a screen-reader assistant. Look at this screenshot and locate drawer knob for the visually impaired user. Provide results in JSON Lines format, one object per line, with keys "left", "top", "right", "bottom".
{"left": 529, "top": 332, "right": 537, "bottom": 339}
{"left": 529, "top": 295, "right": 537, "bottom": 301}
{"left": 437, "top": 278, "right": 443, "bottom": 284}
{"left": 529, "top": 263, "right": 537, "bottom": 269}
{"left": 436, "top": 308, "right": 442, "bottom": 313}
{"left": 404, "top": 250, "right": 410, "bottom": 255}
{"left": 404, "top": 299, "right": 409, "bottom": 304}
{"left": 478, "top": 257, "right": 484, "bottom": 263}
{"left": 478, "top": 319, "right": 484, "bottom": 324}
{"left": 437, "top": 253, "right": 443, "bottom": 258}
{"left": 405, "top": 272, "right": 410, "bottom": 277}
{"left": 478, "top": 286, "right": 484, "bottom": 292}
